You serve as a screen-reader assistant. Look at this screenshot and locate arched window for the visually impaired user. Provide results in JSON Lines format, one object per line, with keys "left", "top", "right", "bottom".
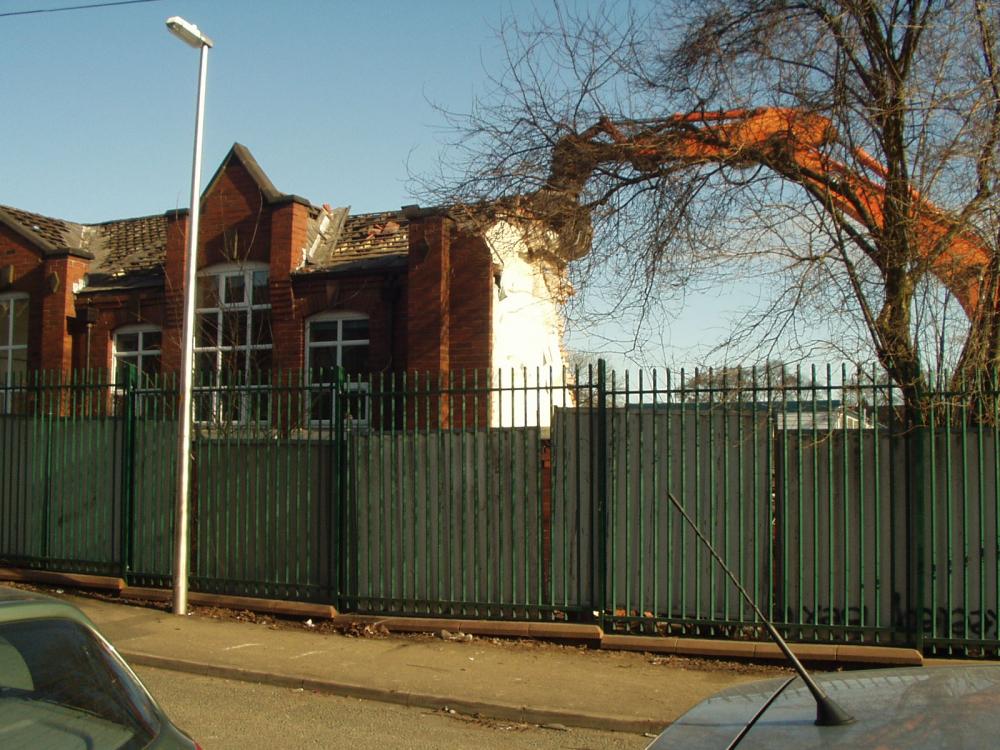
{"left": 306, "top": 312, "right": 369, "bottom": 424}
{"left": 0, "top": 293, "right": 28, "bottom": 412}
{"left": 194, "top": 263, "right": 271, "bottom": 423}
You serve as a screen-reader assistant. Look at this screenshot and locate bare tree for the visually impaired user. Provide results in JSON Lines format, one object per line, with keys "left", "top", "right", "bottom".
{"left": 428, "top": 0, "right": 999, "bottom": 422}
{"left": 683, "top": 360, "right": 813, "bottom": 402}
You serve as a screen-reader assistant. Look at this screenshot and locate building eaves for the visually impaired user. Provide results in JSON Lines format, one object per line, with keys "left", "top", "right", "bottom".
{"left": 76, "top": 268, "right": 164, "bottom": 294}
{"left": 293, "top": 253, "right": 408, "bottom": 278}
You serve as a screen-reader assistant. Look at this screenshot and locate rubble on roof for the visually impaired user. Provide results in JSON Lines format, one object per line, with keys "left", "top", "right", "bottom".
{"left": 298, "top": 208, "right": 409, "bottom": 273}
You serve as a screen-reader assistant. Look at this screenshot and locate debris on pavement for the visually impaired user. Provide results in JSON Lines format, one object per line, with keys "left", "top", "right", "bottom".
{"left": 343, "top": 621, "right": 390, "bottom": 639}
{"left": 439, "top": 629, "right": 474, "bottom": 642}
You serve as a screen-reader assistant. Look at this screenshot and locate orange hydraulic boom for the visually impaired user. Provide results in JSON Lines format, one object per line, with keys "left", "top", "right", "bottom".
{"left": 544, "top": 108, "right": 992, "bottom": 319}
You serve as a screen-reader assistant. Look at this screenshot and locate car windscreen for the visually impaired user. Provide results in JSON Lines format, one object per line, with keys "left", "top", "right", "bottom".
{"left": 0, "top": 617, "right": 159, "bottom": 749}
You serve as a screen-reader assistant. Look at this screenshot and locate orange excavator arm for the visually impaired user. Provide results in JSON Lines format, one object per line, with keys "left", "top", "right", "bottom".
{"left": 543, "top": 108, "right": 991, "bottom": 319}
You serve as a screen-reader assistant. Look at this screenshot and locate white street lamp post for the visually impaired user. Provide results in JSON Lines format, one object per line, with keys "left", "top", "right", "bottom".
{"left": 166, "top": 15, "right": 213, "bottom": 616}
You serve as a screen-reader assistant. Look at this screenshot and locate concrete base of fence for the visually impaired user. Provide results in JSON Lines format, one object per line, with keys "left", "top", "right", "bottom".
{"left": 0, "top": 567, "right": 125, "bottom": 592}
{"left": 601, "top": 634, "right": 924, "bottom": 666}
{"left": 332, "top": 617, "right": 922, "bottom": 665}
{"left": 120, "top": 587, "right": 338, "bottom": 620}
{"left": 335, "top": 614, "right": 603, "bottom": 645}
{"left": 0, "top": 568, "right": 924, "bottom": 665}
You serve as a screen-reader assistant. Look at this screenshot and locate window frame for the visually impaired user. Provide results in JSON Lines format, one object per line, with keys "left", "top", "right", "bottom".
{"left": 111, "top": 324, "right": 163, "bottom": 417}
{"left": 111, "top": 324, "right": 162, "bottom": 389}
{"left": 193, "top": 263, "right": 272, "bottom": 425}
{"left": 0, "top": 292, "right": 29, "bottom": 413}
{"left": 305, "top": 311, "right": 370, "bottom": 425}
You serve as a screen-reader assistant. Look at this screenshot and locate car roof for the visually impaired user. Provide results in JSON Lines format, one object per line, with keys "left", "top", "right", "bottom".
{"left": 0, "top": 584, "right": 96, "bottom": 628}
{"left": 648, "top": 665, "right": 1000, "bottom": 749}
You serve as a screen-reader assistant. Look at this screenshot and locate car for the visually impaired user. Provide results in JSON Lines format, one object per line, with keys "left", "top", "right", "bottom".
{"left": 645, "top": 663, "right": 1000, "bottom": 749}
{"left": 0, "top": 585, "right": 200, "bottom": 749}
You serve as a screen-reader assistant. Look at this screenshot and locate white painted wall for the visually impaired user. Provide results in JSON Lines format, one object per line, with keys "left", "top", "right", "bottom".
{"left": 485, "top": 221, "right": 572, "bottom": 428}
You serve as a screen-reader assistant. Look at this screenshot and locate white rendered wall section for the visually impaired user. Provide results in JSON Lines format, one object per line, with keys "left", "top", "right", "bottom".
{"left": 486, "top": 221, "right": 571, "bottom": 428}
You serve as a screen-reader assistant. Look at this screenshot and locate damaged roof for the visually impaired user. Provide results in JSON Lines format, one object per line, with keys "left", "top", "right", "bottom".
{"left": 0, "top": 204, "right": 87, "bottom": 255}
{"left": 300, "top": 209, "right": 409, "bottom": 274}
{"left": 82, "top": 213, "right": 169, "bottom": 291}
{"left": 0, "top": 144, "right": 414, "bottom": 292}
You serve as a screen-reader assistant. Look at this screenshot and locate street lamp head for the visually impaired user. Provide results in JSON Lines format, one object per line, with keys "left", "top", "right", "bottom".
{"left": 166, "top": 16, "right": 213, "bottom": 49}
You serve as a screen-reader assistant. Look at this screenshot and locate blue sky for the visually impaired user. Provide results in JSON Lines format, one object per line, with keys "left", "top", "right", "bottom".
{"left": 0, "top": 0, "right": 780, "bottom": 369}
{"left": 0, "top": 0, "right": 515, "bottom": 220}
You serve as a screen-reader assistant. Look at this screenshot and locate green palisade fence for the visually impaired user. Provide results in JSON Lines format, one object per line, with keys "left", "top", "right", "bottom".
{"left": 342, "top": 370, "right": 549, "bottom": 618}
{"left": 3, "top": 365, "right": 1000, "bottom": 656}
{"left": 346, "top": 429, "right": 543, "bottom": 617}
{"left": 186, "top": 372, "right": 343, "bottom": 603}
{"left": 1, "top": 372, "right": 132, "bottom": 575}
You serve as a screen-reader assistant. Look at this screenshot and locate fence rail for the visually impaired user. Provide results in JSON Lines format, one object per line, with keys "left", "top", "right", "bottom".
{"left": 3, "top": 365, "right": 1000, "bottom": 655}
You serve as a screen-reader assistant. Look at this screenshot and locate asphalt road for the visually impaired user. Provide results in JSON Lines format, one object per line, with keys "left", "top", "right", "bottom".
{"left": 136, "top": 665, "right": 653, "bottom": 750}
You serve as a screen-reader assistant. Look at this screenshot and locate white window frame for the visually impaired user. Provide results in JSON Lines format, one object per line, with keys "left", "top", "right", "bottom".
{"left": 112, "top": 324, "right": 162, "bottom": 388}
{"left": 111, "top": 324, "right": 162, "bottom": 416}
{"left": 194, "top": 262, "right": 272, "bottom": 424}
{"left": 0, "top": 293, "right": 28, "bottom": 413}
{"left": 306, "top": 311, "right": 370, "bottom": 425}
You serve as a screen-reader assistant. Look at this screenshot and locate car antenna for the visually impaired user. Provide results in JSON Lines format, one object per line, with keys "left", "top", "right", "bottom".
{"left": 664, "top": 491, "right": 855, "bottom": 727}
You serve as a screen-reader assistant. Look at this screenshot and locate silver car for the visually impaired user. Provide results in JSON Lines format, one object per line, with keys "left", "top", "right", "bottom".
{"left": 0, "top": 586, "right": 199, "bottom": 749}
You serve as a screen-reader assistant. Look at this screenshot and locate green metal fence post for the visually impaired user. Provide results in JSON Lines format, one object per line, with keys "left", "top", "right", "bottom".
{"left": 335, "top": 366, "right": 348, "bottom": 611}
{"left": 119, "top": 371, "right": 137, "bottom": 579}
{"left": 596, "top": 359, "right": 608, "bottom": 625}
{"left": 909, "top": 423, "right": 927, "bottom": 653}
{"left": 41, "top": 370, "right": 55, "bottom": 564}
{"left": 327, "top": 369, "right": 338, "bottom": 607}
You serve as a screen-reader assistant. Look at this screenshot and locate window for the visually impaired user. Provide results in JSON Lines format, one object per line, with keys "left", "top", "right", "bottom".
{"left": 0, "top": 293, "right": 28, "bottom": 413}
{"left": 112, "top": 325, "right": 161, "bottom": 416}
{"left": 306, "top": 312, "right": 369, "bottom": 424}
{"left": 194, "top": 264, "right": 272, "bottom": 424}
{"left": 113, "top": 326, "right": 161, "bottom": 388}
{"left": 0, "top": 618, "right": 159, "bottom": 747}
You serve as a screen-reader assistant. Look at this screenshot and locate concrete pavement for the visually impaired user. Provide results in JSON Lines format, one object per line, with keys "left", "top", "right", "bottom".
{"left": 58, "top": 592, "right": 768, "bottom": 735}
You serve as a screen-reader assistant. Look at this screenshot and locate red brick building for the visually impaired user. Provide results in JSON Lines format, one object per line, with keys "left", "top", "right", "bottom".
{"left": 0, "top": 144, "right": 511, "bottom": 420}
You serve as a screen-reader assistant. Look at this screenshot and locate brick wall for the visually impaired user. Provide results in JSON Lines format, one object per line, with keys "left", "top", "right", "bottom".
{"left": 37, "top": 256, "right": 87, "bottom": 373}
{"left": 448, "top": 233, "right": 492, "bottom": 372}
{"left": 0, "top": 224, "right": 45, "bottom": 371}
{"left": 406, "top": 215, "right": 451, "bottom": 374}
{"left": 404, "top": 214, "right": 494, "bottom": 427}
{"left": 270, "top": 199, "right": 310, "bottom": 372}
{"left": 161, "top": 210, "right": 190, "bottom": 374}
{"left": 447, "top": 233, "right": 493, "bottom": 426}
{"left": 293, "top": 273, "right": 403, "bottom": 375}
{"left": 74, "top": 287, "right": 168, "bottom": 373}
{"left": 199, "top": 159, "right": 272, "bottom": 268}
{"left": 405, "top": 215, "right": 449, "bottom": 427}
